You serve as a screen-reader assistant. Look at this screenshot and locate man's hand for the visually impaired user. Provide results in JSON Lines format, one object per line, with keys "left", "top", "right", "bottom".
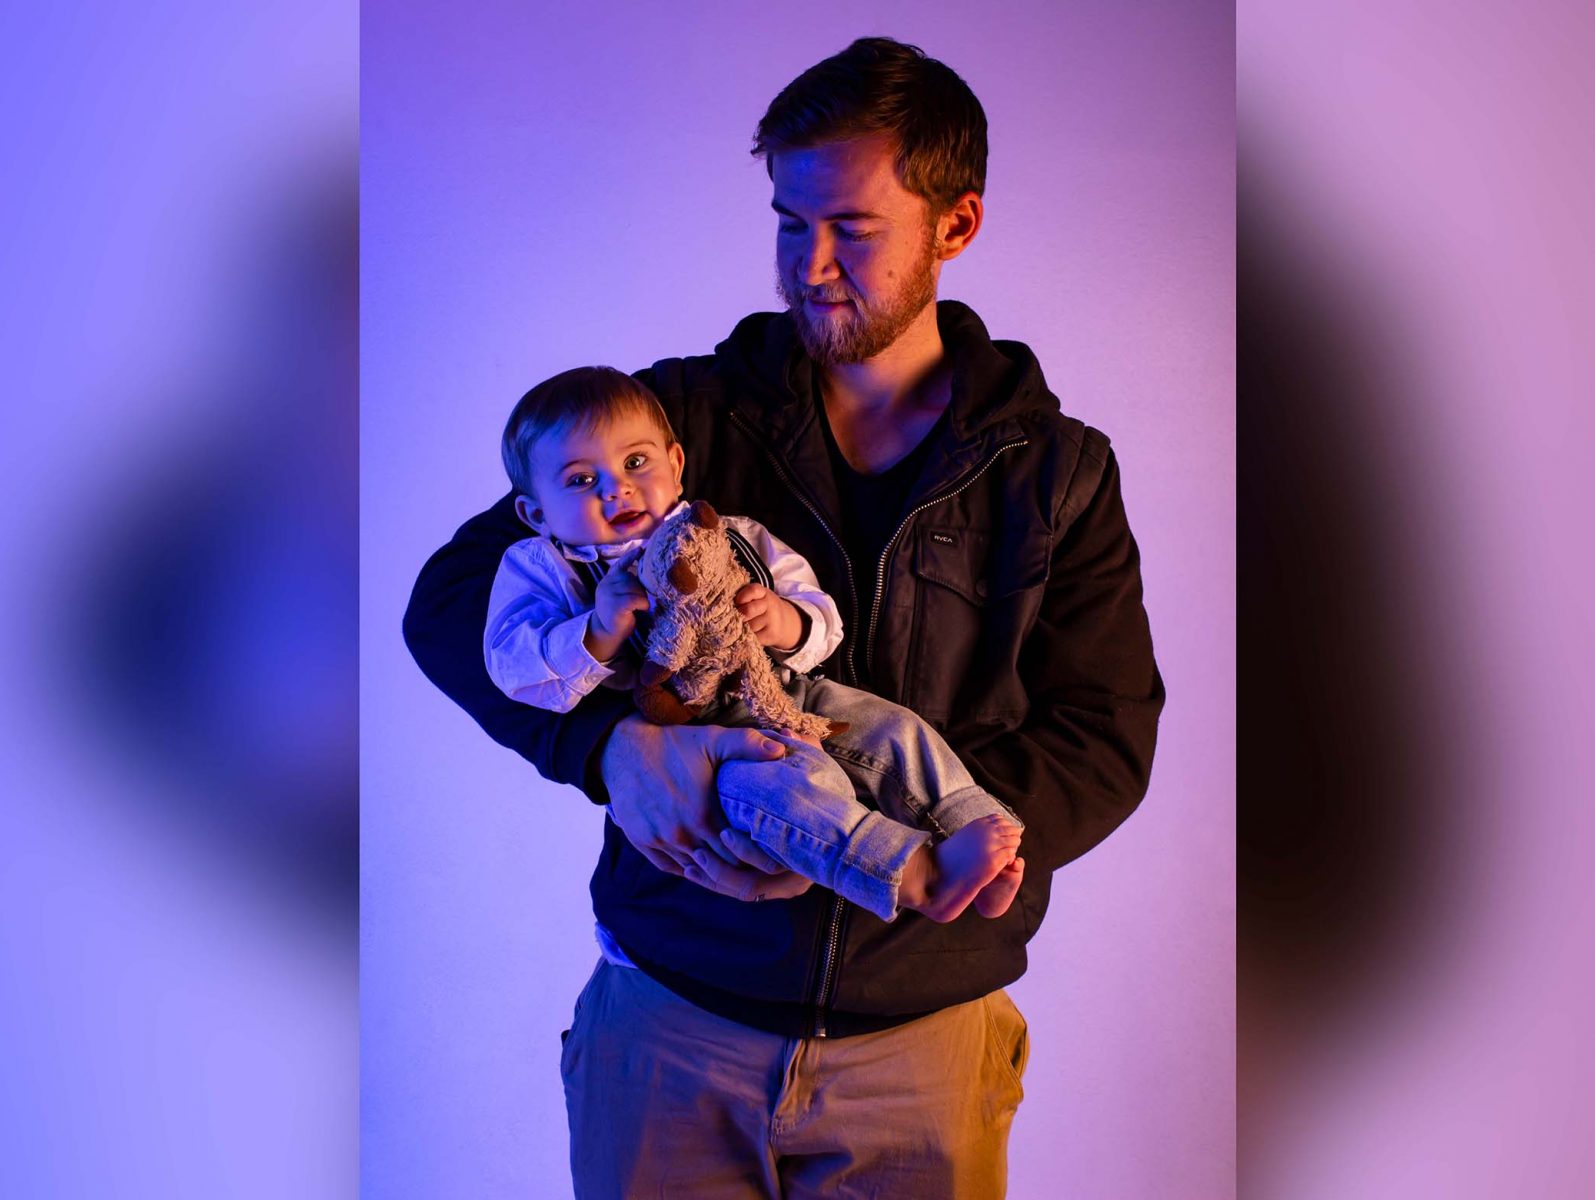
{"left": 685, "top": 829, "right": 813, "bottom": 902}
{"left": 600, "top": 715, "right": 815, "bottom": 901}
{"left": 584, "top": 548, "right": 649, "bottom": 662}
{"left": 735, "top": 584, "right": 804, "bottom": 652}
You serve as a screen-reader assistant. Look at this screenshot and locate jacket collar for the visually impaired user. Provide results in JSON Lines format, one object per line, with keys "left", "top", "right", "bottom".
{"left": 719, "top": 300, "right": 1054, "bottom": 444}
{"left": 717, "top": 301, "right": 1053, "bottom": 512}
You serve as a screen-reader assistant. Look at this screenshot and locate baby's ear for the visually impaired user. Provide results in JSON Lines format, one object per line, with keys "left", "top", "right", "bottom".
{"left": 513, "top": 495, "right": 544, "bottom": 530}
{"left": 667, "top": 560, "right": 698, "bottom": 594}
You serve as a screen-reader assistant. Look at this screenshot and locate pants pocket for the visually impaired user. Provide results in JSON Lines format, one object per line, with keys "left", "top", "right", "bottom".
{"left": 981, "top": 990, "right": 1030, "bottom": 1105}
{"left": 560, "top": 960, "right": 605, "bottom": 1080}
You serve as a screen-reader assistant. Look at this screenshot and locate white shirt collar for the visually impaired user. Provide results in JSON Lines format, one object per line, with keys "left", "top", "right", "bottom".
{"left": 549, "top": 499, "right": 689, "bottom": 563}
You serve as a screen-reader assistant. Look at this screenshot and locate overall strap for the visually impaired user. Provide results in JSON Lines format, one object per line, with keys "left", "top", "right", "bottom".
{"left": 723, "top": 526, "right": 774, "bottom": 590}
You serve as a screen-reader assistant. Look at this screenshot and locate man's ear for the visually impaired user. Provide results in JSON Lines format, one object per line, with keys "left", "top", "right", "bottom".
{"left": 513, "top": 494, "right": 545, "bottom": 531}
{"left": 935, "top": 192, "right": 984, "bottom": 262}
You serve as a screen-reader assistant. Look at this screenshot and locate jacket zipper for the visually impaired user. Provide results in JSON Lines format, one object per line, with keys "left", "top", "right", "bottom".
{"left": 734, "top": 413, "right": 1030, "bottom": 1034}
{"left": 862, "top": 438, "right": 1030, "bottom": 679}
{"left": 728, "top": 410, "right": 861, "bottom": 686}
{"left": 729, "top": 409, "right": 856, "bottom": 1036}
{"left": 810, "top": 899, "right": 846, "bottom": 1038}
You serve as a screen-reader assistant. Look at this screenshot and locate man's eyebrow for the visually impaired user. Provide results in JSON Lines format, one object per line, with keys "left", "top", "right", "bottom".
{"left": 771, "top": 200, "right": 885, "bottom": 221}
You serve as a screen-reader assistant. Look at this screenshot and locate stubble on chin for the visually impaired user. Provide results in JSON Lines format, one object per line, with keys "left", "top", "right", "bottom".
{"left": 772, "top": 237, "right": 939, "bottom": 366}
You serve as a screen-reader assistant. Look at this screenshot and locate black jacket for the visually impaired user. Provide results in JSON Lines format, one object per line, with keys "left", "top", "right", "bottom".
{"left": 403, "top": 301, "right": 1164, "bottom": 1036}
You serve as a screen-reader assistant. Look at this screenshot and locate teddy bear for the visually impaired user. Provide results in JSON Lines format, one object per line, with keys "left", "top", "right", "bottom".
{"left": 632, "top": 500, "right": 840, "bottom": 742}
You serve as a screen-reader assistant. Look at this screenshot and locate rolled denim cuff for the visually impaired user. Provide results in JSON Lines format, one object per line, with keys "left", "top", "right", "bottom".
{"left": 838, "top": 811, "right": 932, "bottom": 922}
{"left": 717, "top": 750, "right": 931, "bottom": 924}
{"left": 931, "top": 785, "right": 1026, "bottom": 837}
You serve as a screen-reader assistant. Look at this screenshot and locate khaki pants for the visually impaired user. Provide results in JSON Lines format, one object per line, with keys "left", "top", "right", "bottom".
{"left": 560, "top": 961, "right": 1029, "bottom": 1199}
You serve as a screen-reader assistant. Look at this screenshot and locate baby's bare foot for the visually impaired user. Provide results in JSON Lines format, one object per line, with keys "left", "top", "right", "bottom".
{"left": 973, "top": 856, "right": 1025, "bottom": 918}
{"left": 899, "top": 815, "right": 1022, "bottom": 923}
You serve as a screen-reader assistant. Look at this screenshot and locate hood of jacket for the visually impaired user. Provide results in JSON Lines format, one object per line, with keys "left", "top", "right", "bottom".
{"left": 712, "top": 299, "right": 1063, "bottom": 446}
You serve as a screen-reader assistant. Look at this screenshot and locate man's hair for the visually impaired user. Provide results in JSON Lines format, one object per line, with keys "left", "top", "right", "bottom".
{"left": 751, "top": 37, "right": 987, "bottom": 211}
{"left": 501, "top": 366, "right": 675, "bottom": 497}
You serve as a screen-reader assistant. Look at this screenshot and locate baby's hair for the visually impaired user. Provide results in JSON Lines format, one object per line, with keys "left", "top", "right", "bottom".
{"left": 501, "top": 366, "right": 677, "bottom": 498}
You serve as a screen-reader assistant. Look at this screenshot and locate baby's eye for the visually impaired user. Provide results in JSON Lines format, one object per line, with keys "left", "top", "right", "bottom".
{"left": 565, "top": 473, "right": 594, "bottom": 489}
{"left": 624, "top": 454, "right": 648, "bottom": 470}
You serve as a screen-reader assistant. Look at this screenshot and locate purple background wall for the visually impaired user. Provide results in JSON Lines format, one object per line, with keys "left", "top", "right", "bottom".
{"left": 362, "top": 2, "right": 1234, "bottom": 1196}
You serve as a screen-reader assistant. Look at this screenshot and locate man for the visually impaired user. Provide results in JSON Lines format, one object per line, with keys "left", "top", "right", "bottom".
{"left": 404, "top": 36, "right": 1163, "bottom": 1199}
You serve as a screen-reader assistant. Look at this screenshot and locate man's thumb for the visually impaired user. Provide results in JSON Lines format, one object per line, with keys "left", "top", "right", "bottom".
{"left": 724, "top": 729, "right": 788, "bottom": 760}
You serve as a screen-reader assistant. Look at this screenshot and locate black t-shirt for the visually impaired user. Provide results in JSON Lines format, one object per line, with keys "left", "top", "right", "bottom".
{"left": 814, "top": 388, "right": 947, "bottom": 686}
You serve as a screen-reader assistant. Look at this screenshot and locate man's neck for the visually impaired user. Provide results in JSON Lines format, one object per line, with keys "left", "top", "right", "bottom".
{"left": 819, "top": 303, "right": 952, "bottom": 475}
{"left": 819, "top": 302, "right": 947, "bottom": 417}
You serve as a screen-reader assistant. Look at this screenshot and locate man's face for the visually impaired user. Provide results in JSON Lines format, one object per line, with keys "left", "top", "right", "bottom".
{"left": 771, "top": 133, "right": 941, "bottom": 365}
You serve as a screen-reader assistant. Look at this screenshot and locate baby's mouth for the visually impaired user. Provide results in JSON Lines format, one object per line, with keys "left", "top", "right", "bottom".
{"left": 609, "top": 509, "right": 647, "bottom": 531}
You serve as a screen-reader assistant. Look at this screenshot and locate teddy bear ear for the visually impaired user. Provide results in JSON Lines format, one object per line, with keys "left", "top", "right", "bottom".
{"left": 667, "top": 560, "right": 698, "bottom": 594}
{"left": 689, "top": 500, "right": 720, "bottom": 530}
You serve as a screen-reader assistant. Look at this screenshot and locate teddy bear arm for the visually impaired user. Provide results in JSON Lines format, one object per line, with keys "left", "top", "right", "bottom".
{"left": 643, "top": 606, "right": 697, "bottom": 675}
{"left": 733, "top": 626, "right": 832, "bottom": 740}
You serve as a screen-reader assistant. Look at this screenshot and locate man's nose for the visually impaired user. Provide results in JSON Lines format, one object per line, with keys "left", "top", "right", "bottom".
{"left": 798, "top": 229, "right": 839, "bottom": 286}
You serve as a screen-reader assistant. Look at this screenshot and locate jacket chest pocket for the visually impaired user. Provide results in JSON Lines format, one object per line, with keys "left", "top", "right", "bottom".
{"left": 904, "top": 525, "right": 1049, "bottom": 722}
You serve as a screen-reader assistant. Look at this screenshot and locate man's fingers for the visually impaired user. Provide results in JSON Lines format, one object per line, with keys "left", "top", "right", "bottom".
{"left": 713, "top": 727, "right": 790, "bottom": 762}
{"left": 682, "top": 861, "right": 753, "bottom": 899}
{"left": 673, "top": 830, "right": 739, "bottom": 866}
{"left": 684, "top": 854, "right": 757, "bottom": 899}
{"left": 624, "top": 813, "right": 729, "bottom": 871}
{"left": 661, "top": 841, "right": 699, "bottom": 868}
{"left": 717, "top": 827, "right": 789, "bottom": 875}
{"left": 636, "top": 844, "right": 686, "bottom": 876}
{"left": 696, "top": 837, "right": 742, "bottom": 866}
{"left": 761, "top": 872, "right": 815, "bottom": 901}
{"left": 663, "top": 819, "right": 737, "bottom": 867}
{"left": 686, "top": 851, "right": 814, "bottom": 902}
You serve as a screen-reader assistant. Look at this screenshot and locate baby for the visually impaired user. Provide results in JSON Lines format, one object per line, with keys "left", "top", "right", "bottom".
{"left": 484, "top": 366, "right": 1024, "bottom": 923}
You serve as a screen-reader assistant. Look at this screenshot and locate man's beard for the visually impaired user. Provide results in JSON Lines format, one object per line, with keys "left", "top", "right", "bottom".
{"left": 776, "top": 229, "right": 939, "bottom": 366}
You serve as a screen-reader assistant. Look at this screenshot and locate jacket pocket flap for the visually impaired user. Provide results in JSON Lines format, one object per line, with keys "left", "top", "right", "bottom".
{"left": 914, "top": 526, "right": 1049, "bottom": 605}
{"left": 913, "top": 527, "right": 990, "bottom": 606}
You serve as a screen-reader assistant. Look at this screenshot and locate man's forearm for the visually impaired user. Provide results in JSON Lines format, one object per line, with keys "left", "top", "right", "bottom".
{"left": 956, "top": 677, "right": 1163, "bottom": 873}
{"left": 402, "top": 495, "right": 635, "bottom": 798}
{"left": 960, "top": 444, "right": 1164, "bottom": 872}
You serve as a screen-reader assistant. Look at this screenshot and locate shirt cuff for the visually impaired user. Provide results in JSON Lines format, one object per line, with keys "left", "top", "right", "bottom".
{"left": 547, "top": 611, "right": 617, "bottom": 688}
{"left": 774, "top": 599, "right": 825, "bottom": 674}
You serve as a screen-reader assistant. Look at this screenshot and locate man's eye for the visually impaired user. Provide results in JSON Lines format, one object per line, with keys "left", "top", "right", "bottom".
{"left": 840, "top": 228, "right": 874, "bottom": 242}
{"left": 625, "top": 454, "right": 648, "bottom": 470}
{"left": 778, "top": 222, "right": 804, "bottom": 235}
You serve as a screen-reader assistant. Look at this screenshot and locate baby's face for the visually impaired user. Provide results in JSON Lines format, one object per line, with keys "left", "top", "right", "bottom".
{"left": 526, "top": 411, "right": 685, "bottom": 546}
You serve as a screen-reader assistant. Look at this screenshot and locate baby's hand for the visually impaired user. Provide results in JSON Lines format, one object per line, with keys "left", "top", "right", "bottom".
{"left": 586, "top": 548, "right": 649, "bottom": 662}
{"left": 735, "top": 584, "right": 804, "bottom": 653}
